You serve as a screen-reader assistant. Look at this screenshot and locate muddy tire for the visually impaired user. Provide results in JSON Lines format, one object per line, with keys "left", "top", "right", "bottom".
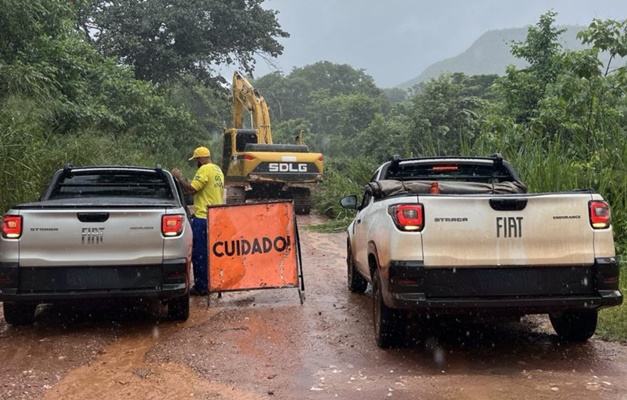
{"left": 226, "top": 186, "right": 246, "bottom": 205}
{"left": 347, "top": 243, "right": 367, "bottom": 293}
{"left": 373, "top": 270, "right": 406, "bottom": 348}
{"left": 3, "top": 303, "right": 37, "bottom": 325}
{"left": 549, "top": 310, "right": 597, "bottom": 342}
{"left": 167, "top": 293, "right": 190, "bottom": 321}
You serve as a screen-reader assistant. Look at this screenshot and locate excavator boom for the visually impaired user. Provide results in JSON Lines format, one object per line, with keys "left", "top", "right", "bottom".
{"left": 232, "top": 71, "right": 272, "bottom": 144}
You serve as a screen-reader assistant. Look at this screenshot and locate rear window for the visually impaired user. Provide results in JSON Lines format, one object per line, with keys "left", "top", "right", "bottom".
{"left": 385, "top": 162, "right": 515, "bottom": 183}
{"left": 49, "top": 171, "right": 174, "bottom": 200}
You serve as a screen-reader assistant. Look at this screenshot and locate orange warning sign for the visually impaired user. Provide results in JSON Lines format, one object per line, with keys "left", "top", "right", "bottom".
{"left": 207, "top": 201, "right": 300, "bottom": 292}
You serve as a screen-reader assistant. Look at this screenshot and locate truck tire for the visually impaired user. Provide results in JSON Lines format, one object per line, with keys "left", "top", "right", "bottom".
{"left": 373, "top": 270, "right": 407, "bottom": 348}
{"left": 3, "top": 303, "right": 37, "bottom": 325}
{"left": 347, "top": 243, "right": 368, "bottom": 293}
{"left": 226, "top": 187, "right": 246, "bottom": 205}
{"left": 549, "top": 310, "right": 597, "bottom": 342}
{"left": 167, "top": 293, "right": 190, "bottom": 321}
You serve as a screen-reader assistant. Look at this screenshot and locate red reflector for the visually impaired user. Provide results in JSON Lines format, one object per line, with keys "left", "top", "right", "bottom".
{"left": 390, "top": 204, "right": 424, "bottom": 231}
{"left": 243, "top": 154, "right": 255, "bottom": 161}
{"left": 2, "top": 215, "right": 22, "bottom": 239}
{"left": 162, "top": 215, "right": 184, "bottom": 237}
{"left": 589, "top": 201, "right": 611, "bottom": 229}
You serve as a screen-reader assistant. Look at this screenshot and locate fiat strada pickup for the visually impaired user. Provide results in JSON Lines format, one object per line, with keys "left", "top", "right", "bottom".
{"left": 341, "top": 154, "right": 622, "bottom": 347}
{"left": 0, "top": 164, "right": 192, "bottom": 324}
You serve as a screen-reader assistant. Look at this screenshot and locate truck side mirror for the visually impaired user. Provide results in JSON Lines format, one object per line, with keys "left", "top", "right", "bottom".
{"left": 340, "top": 195, "right": 358, "bottom": 210}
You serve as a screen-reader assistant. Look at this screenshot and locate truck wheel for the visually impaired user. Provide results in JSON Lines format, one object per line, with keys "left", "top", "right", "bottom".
{"left": 3, "top": 303, "right": 37, "bottom": 325}
{"left": 347, "top": 244, "right": 368, "bottom": 293}
{"left": 292, "top": 187, "right": 311, "bottom": 215}
{"left": 373, "top": 270, "right": 406, "bottom": 348}
{"left": 167, "top": 293, "right": 190, "bottom": 321}
{"left": 549, "top": 310, "right": 597, "bottom": 342}
{"left": 226, "top": 187, "right": 246, "bottom": 205}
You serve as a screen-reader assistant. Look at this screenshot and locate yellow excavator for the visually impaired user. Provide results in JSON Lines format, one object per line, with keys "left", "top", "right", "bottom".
{"left": 221, "top": 71, "right": 324, "bottom": 214}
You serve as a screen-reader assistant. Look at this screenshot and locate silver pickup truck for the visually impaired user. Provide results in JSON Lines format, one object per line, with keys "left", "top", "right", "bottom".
{"left": 0, "top": 164, "right": 193, "bottom": 324}
{"left": 341, "top": 154, "right": 623, "bottom": 347}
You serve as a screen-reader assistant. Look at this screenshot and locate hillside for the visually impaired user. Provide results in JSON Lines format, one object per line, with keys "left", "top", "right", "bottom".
{"left": 398, "top": 25, "right": 588, "bottom": 89}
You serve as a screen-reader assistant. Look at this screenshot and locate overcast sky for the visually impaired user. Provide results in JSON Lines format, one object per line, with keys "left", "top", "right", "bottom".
{"left": 240, "top": 0, "right": 627, "bottom": 88}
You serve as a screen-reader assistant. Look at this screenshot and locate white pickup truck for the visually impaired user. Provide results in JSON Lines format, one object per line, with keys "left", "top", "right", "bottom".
{"left": 0, "top": 164, "right": 193, "bottom": 325}
{"left": 340, "top": 154, "right": 623, "bottom": 348}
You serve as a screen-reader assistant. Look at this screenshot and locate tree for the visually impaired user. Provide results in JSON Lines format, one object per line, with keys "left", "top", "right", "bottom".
{"left": 307, "top": 92, "right": 384, "bottom": 157}
{"left": 0, "top": 0, "right": 209, "bottom": 215}
{"left": 485, "top": 14, "right": 627, "bottom": 160}
{"left": 494, "top": 11, "right": 565, "bottom": 123}
{"left": 510, "top": 11, "right": 565, "bottom": 83}
{"left": 288, "top": 61, "right": 383, "bottom": 98}
{"left": 382, "top": 87, "right": 408, "bottom": 105}
{"left": 254, "top": 62, "right": 387, "bottom": 123}
{"left": 577, "top": 18, "right": 627, "bottom": 76}
{"left": 534, "top": 19, "right": 627, "bottom": 158}
{"left": 408, "top": 74, "right": 486, "bottom": 156}
{"left": 78, "top": 0, "right": 289, "bottom": 86}
{"left": 0, "top": 0, "right": 72, "bottom": 64}
{"left": 355, "top": 113, "right": 413, "bottom": 162}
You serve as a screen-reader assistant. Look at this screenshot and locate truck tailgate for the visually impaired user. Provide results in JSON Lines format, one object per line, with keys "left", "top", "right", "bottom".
{"left": 18, "top": 208, "right": 167, "bottom": 267}
{"left": 420, "top": 192, "right": 596, "bottom": 267}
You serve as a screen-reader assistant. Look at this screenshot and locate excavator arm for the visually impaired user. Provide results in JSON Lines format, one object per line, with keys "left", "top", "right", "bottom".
{"left": 232, "top": 71, "right": 273, "bottom": 144}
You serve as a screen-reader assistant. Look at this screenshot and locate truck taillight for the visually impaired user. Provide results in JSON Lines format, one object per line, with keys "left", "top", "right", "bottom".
{"left": 243, "top": 154, "right": 255, "bottom": 161}
{"left": 389, "top": 204, "right": 424, "bottom": 231}
{"left": 589, "top": 201, "right": 611, "bottom": 229}
{"left": 162, "top": 215, "right": 184, "bottom": 237}
{"left": 1, "top": 216, "right": 22, "bottom": 239}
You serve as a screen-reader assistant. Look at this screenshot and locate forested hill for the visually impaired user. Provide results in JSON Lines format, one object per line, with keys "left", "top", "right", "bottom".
{"left": 398, "top": 25, "right": 587, "bottom": 89}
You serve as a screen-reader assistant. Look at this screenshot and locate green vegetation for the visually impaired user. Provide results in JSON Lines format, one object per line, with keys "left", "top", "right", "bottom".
{"left": 1, "top": 4, "right": 625, "bottom": 340}
{"left": 597, "top": 271, "right": 627, "bottom": 342}
{"left": 0, "top": 0, "right": 279, "bottom": 208}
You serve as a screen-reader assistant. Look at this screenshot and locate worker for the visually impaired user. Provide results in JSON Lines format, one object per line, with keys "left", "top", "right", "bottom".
{"left": 172, "top": 146, "right": 225, "bottom": 296}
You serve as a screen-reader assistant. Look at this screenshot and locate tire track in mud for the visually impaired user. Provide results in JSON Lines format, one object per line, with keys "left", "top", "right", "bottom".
{"left": 40, "top": 305, "right": 266, "bottom": 400}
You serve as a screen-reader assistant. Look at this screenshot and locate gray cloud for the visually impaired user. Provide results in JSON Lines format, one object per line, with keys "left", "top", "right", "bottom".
{"left": 251, "top": 0, "right": 627, "bottom": 87}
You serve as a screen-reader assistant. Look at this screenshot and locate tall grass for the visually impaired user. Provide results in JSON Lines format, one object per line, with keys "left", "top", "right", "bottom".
{"left": 313, "top": 157, "right": 378, "bottom": 217}
{"left": 597, "top": 268, "right": 627, "bottom": 342}
{"left": 0, "top": 101, "right": 191, "bottom": 213}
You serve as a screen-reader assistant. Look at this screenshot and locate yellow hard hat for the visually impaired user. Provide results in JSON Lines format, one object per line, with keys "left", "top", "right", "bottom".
{"left": 188, "top": 146, "right": 211, "bottom": 160}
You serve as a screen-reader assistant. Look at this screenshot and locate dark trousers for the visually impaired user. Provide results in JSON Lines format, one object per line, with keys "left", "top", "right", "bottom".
{"left": 191, "top": 217, "right": 208, "bottom": 291}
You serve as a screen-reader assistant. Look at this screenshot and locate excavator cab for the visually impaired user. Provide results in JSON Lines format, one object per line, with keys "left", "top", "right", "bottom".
{"left": 236, "top": 130, "right": 258, "bottom": 151}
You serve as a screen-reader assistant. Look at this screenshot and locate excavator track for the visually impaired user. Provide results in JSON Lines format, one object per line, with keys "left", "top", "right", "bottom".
{"left": 291, "top": 187, "right": 311, "bottom": 215}
{"left": 226, "top": 186, "right": 246, "bottom": 205}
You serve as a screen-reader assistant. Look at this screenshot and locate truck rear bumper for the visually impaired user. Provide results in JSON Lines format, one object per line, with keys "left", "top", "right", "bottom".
{"left": 0, "top": 284, "right": 187, "bottom": 303}
{"left": 383, "top": 258, "right": 623, "bottom": 313}
{"left": 389, "top": 291, "right": 623, "bottom": 313}
{"left": 0, "top": 259, "right": 188, "bottom": 304}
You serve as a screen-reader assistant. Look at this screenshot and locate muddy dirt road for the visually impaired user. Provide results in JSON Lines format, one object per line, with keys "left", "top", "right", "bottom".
{"left": 1, "top": 213, "right": 626, "bottom": 400}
